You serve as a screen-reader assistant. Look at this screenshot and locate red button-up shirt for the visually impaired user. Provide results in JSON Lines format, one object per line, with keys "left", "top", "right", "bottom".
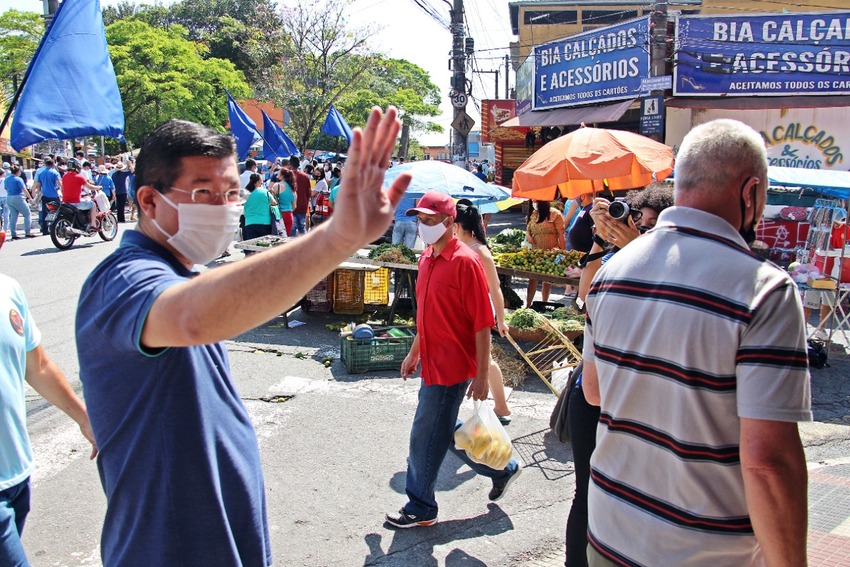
{"left": 416, "top": 237, "right": 495, "bottom": 386}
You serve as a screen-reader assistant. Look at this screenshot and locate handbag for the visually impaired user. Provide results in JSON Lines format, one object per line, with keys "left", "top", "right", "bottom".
{"left": 549, "top": 360, "right": 582, "bottom": 444}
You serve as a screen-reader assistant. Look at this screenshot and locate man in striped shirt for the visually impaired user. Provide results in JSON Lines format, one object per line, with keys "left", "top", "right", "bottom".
{"left": 582, "top": 119, "right": 811, "bottom": 567}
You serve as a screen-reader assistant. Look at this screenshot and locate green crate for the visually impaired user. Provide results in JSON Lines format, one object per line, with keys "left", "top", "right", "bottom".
{"left": 340, "top": 326, "right": 415, "bottom": 373}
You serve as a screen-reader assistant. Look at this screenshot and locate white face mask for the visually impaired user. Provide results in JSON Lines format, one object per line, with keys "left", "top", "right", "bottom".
{"left": 418, "top": 219, "right": 449, "bottom": 245}
{"left": 151, "top": 192, "right": 242, "bottom": 265}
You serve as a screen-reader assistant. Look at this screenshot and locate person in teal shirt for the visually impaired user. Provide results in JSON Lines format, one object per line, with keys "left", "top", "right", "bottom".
{"left": 241, "top": 174, "right": 275, "bottom": 255}
{"left": 328, "top": 167, "right": 342, "bottom": 214}
{"left": 271, "top": 168, "right": 295, "bottom": 237}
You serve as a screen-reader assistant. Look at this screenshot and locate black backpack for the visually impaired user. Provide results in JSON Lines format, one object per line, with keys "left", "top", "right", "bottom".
{"left": 807, "top": 339, "right": 829, "bottom": 369}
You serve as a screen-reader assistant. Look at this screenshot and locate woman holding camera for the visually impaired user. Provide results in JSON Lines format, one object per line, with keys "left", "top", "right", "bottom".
{"left": 525, "top": 200, "right": 565, "bottom": 308}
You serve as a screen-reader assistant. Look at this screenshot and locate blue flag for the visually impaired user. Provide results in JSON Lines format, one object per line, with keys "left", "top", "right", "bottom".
{"left": 11, "top": 0, "right": 124, "bottom": 151}
{"left": 226, "top": 90, "right": 261, "bottom": 161}
{"left": 320, "top": 105, "right": 353, "bottom": 144}
{"left": 261, "top": 110, "right": 299, "bottom": 158}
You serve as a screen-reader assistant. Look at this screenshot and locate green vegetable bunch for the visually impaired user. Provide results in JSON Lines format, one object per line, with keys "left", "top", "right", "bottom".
{"left": 368, "top": 243, "right": 417, "bottom": 262}
{"left": 508, "top": 308, "right": 543, "bottom": 329}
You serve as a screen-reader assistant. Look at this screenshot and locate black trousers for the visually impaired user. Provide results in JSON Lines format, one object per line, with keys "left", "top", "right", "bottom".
{"left": 115, "top": 193, "right": 127, "bottom": 222}
{"left": 565, "top": 384, "right": 601, "bottom": 567}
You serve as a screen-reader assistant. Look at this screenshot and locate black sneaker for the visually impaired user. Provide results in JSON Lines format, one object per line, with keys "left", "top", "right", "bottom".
{"left": 385, "top": 509, "right": 437, "bottom": 529}
{"left": 489, "top": 465, "right": 523, "bottom": 502}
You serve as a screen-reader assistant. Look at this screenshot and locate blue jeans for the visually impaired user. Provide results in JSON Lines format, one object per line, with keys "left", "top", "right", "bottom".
{"left": 7, "top": 195, "right": 31, "bottom": 238}
{"left": 290, "top": 212, "right": 307, "bottom": 236}
{"left": 39, "top": 197, "right": 60, "bottom": 234}
{"left": 0, "top": 478, "right": 31, "bottom": 567}
{"left": 0, "top": 198, "right": 7, "bottom": 233}
{"left": 392, "top": 219, "right": 418, "bottom": 248}
{"left": 404, "top": 381, "right": 518, "bottom": 519}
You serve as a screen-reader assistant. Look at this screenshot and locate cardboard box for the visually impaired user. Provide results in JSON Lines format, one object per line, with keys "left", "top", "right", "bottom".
{"left": 808, "top": 275, "right": 838, "bottom": 289}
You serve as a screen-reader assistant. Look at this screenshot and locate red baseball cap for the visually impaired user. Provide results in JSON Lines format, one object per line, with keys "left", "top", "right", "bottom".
{"left": 406, "top": 191, "right": 457, "bottom": 219}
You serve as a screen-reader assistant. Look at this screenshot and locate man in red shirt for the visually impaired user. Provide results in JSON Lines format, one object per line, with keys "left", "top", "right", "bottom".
{"left": 287, "top": 155, "right": 311, "bottom": 236}
{"left": 61, "top": 158, "right": 101, "bottom": 229}
{"left": 387, "top": 191, "right": 522, "bottom": 529}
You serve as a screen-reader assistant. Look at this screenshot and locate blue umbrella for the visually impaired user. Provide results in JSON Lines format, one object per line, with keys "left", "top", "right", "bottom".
{"left": 383, "top": 161, "right": 513, "bottom": 209}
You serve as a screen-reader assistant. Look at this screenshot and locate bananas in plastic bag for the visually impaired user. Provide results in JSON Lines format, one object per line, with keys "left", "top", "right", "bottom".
{"left": 454, "top": 401, "right": 514, "bottom": 470}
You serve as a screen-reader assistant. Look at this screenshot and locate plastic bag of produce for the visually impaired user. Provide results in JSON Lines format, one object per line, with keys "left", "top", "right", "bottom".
{"left": 454, "top": 401, "right": 514, "bottom": 470}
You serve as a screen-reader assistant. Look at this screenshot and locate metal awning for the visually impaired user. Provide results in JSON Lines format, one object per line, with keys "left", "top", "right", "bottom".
{"left": 500, "top": 99, "right": 635, "bottom": 128}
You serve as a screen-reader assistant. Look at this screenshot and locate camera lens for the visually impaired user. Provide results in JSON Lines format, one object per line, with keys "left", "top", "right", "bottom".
{"left": 608, "top": 201, "right": 629, "bottom": 220}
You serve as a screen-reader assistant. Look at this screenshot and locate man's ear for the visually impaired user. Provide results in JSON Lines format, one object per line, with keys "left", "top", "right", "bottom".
{"left": 136, "top": 186, "right": 159, "bottom": 219}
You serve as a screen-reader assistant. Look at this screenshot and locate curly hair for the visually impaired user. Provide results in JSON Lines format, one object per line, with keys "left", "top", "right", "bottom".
{"left": 625, "top": 182, "right": 674, "bottom": 213}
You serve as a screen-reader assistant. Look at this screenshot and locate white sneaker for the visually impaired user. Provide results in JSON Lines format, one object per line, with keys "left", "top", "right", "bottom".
{"left": 812, "top": 329, "right": 828, "bottom": 341}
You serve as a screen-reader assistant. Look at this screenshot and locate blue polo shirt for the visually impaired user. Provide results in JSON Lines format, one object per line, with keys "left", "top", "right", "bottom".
{"left": 35, "top": 167, "right": 62, "bottom": 199}
{"left": 95, "top": 174, "right": 114, "bottom": 197}
{"left": 0, "top": 274, "right": 40, "bottom": 491}
{"left": 76, "top": 230, "right": 271, "bottom": 567}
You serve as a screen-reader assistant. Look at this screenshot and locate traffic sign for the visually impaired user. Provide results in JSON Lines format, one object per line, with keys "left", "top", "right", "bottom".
{"left": 450, "top": 91, "right": 468, "bottom": 109}
{"left": 451, "top": 111, "right": 475, "bottom": 137}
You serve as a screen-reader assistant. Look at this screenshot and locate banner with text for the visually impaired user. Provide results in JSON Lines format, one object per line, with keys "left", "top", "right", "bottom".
{"left": 674, "top": 12, "right": 850, "bottom": 97}
{"left": 533, "top": 17, "right": 650, "bottom": 111}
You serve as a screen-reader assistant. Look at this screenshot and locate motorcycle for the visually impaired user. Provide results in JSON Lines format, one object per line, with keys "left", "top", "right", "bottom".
{"left": 46, "top": 201, "right": 118, "bottom": 250}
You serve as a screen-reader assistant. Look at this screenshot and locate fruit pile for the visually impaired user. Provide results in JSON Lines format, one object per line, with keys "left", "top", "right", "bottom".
{"left": 494, "top": 249, "right": 585, "bottom": 277}
{"left": 454, "top": 422, "right": 513, "bottom": 470}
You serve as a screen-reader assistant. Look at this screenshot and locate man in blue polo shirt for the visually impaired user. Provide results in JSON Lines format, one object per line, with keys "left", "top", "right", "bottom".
{"left": 33, "top": 158, "right": 62, "bottom": 235}
{"left": 76, "top": 109, "right": 411, "bottom": 566}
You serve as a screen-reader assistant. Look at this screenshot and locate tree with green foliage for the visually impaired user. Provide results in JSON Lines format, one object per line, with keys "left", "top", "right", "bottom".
{"left": 337, "top": 57, "right": 442, "bottom": 159}
{"left": 106, "top": 19, "right": 251, "bottom": 145}
{"left": 263, "top": 0, "right": 376, "bottom": 152}
{"left": 0, "top": 10, "right": 43, "bottom": 102}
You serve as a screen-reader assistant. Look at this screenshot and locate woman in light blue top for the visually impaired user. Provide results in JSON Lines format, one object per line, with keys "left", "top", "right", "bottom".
{"left": 270, "top": 168, "right": 295, "bottom": 237}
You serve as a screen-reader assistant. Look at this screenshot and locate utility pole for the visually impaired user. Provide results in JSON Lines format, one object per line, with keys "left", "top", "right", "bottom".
{"left": 42, "top": 0, "right": 59, "bottom": 27}
{"left": 646, "top": 0, "right": 668, "bottom": 142}
{"left": 474, "top": 69, "right": 500, "bottom": 99}
{"left": 450, "top": 0, "right": 467, "bottom": 166}
{"left": 505, "top": 55, "right": 510, "bottom": 101}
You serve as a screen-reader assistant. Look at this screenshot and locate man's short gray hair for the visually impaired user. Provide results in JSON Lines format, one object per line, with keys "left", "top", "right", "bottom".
{"left": 674, "top": 119, "right": 767, "bottom": 196}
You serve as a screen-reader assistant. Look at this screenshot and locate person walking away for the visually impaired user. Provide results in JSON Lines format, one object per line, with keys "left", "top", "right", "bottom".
{"left": 581, "top": 119, "right": 810, "bottom": 566}
{"left": 454, "top": 199, "right": 512, "bottom": 423}
{"left": 111, "top": 162, "right": 131, "bottom": 223}
{"left": 387, "top": 191, "right": 522, "bottom": 529}
{"left": 525, "top": 200, "right": 565, "bottom": 307}
{"left": 32, "top": 158, "right": 63, "bottom": 235}
{"left": 75, "top": 110, "right": 411, "bottom": 566}
{"left": 271, "top": 168, "right": 296, "bottom": 237}
{"left": 392, "top": 196, "right": 419, "bottom": 249}
{"left": 5, "top": 165, "right": 35, "bottom": 239}
{"left": 565, "top": 183, "right": 673, "bottom": 567}
{"left": 242, "top": 173, "right": 275, "bottom": 256}
{"left": 0, "top": 240, "right": 97, "bottom": 565}
{"left": 288, "top": 155, "right": 311, "bottom": 236}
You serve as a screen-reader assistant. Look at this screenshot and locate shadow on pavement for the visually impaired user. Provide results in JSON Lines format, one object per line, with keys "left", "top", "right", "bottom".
{"left": 363, "top": 504, "right": 513, "bottom": 566}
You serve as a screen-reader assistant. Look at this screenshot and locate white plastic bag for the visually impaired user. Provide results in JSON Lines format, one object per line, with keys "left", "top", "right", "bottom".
{"left": 454, "top": 400, "right": 514, "bottom": 470}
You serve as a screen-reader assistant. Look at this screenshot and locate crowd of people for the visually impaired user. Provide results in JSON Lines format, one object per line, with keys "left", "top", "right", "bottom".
{"left": 0, "top": 114, "right": 815, "bottom": 567}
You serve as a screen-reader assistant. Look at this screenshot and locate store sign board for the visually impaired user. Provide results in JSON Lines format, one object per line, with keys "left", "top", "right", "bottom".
{"left": 665, "top": 107, "right": 849, "bottom": 170}
{"left": 674, "top": 12, "right": 850, "bottom": 97}
{"left": 533, "top": 17, "right": 650, "bottom": 110}
{"left": 516, "top": 55, "right": 534, "bottom": 116}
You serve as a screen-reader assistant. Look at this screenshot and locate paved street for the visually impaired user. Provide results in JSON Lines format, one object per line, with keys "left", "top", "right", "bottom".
{"left": 3, "top": 217, "right": 850, "bottom": 566}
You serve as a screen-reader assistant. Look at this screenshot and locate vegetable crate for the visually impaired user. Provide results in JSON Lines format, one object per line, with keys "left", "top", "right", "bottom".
{"left": 341, "top": 326, "right": 415, "bottom": 373}
{"left": 504, "top": 316, "right": 582, "bottom": 396}
{"left": 334, "top": 269, "right": 366, "bottom": 315}
{"left": 363, "top": 268, "right": 390, "bottom": 306}
{"left": 302, "top": 274, "right": 334, "bottom": 313}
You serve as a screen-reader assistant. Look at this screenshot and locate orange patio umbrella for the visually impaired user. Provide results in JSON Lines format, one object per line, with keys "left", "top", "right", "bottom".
{"left": 512, "top": 126, "right": 675, "bottom": 201}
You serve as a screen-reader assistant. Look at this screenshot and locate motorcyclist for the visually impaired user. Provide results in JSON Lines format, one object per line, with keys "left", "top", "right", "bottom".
{"left": 60, "top": 158, "right": 100, "bottom": 230}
